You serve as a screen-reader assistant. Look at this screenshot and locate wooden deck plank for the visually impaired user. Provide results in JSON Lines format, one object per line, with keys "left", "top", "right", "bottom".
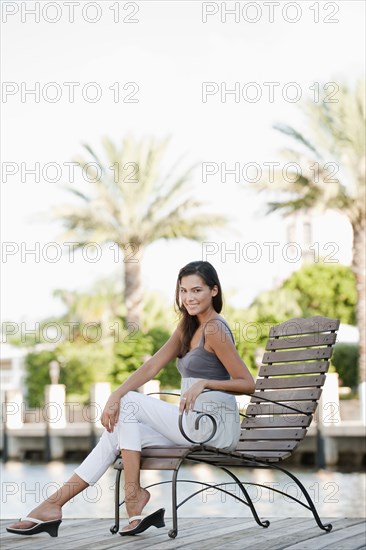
{"left": 283, "top": 519, "right": 366, "bottom": 549}
{"left": 30, "top": 518, "right": 112, "bottom": 549}
{"left": 326, "top": 532, "right": 365, "bottom": 549}
{"left": 204, "top": 518, "right": 325, "bottom": 549}
{"left": 77, "top": 517, "right": 231, "bottom": 550}
{"left": 248, "top": 518, "right": 363, "bottom": 550}
{"left": 2, "top": 519, "right": 111, "bottom": 550}
{"left": 1, "top": 518, "right": 365, "bottom": 550}
{"left": 227, "top": 517, "right": 315, "bottom": 549}
{"left": 159, "top": 517, "right": 249, "bottom": 549}
{"left": 154, "top": 517, "right": 260, "bottom": 549}
{"left": 196, "top": 518, "right": 309, "bottom": 549}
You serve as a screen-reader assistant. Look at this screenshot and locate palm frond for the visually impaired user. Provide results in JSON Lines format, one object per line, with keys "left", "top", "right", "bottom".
{"left": 274, "top": 124, "right": 320, "bottom": 157}
{"left": 82, "top": 143, "right": 105, "bottom": 175}
{"left": 63, "top": 186, "right": 91, "bottom": 203}
{"left": 50, "top": 135, "right": 227, "bottom": 253}
{"left": 148, "top": 206, "right": 227, "bottom": 242}
{"left": 264, "top": 80, "right": 365, "bottom": 224}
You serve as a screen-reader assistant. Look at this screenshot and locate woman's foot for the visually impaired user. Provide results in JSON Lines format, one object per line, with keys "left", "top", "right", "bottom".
{"left": 8, "top": 502, "right": 62, "bottom": 530}
{"left": 121, "top": 488, "right": 150, "bottom": 533}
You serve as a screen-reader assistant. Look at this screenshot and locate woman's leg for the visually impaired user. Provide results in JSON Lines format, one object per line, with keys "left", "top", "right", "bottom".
{"left": 119, "top": 449, "right": 150, "bottom": 532}
{"left": 9, "top": 426, "right": 120, "bottom": 529}
{"left": 116, "top": 392, "right": 188, "bottom": 532}
{"left": 8, "top": 474, "right": 88, "bottom": 529}
{"left": 9, "top": 392, "right": 185, "bottom": 531}
{"left": 117, "top": 391, "right": 189, "bottom": 451}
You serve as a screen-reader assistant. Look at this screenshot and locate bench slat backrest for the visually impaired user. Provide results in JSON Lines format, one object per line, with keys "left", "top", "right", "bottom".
{"left": 240, "top": 316, "right": 339, "bottom": 461}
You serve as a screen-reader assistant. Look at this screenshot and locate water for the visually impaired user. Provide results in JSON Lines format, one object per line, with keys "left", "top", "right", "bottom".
{"left": 1, "top": 461, "right": 365, "bottom": 521}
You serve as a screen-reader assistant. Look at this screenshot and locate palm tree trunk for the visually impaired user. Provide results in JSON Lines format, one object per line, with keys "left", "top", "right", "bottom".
{"left": 122, "top": 243, "right": 144, "bottom": 329}
{"left": 352, "top": 222, "right": 366, "bottom": 423}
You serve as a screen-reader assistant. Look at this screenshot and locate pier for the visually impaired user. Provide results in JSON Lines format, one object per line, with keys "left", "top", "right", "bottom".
{"left": 1, "top": 382, "right": 365, "bottom": 468}
{"left": 1, "top": 420, "right": 365, "bottom": 468}
{"left": 1, "top": 517, "right": 366, "bottom": 549}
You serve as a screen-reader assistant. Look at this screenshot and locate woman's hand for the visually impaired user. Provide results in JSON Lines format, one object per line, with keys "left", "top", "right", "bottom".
{"left": 179, "top": 380, "right": 207, "bottom": 415}
{"left": 101, "top": 391, "right": 121, "bottom": 433}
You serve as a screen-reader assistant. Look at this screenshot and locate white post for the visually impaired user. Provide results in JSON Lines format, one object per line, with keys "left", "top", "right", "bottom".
{"left": 318, "top": 372, "right": 341, "bottom": 425}
{"left": 44, "top": 384, "right": 67, "bottom": 429}
{"left": 5, "top": 390, "right": 24, "bottom": 429}
{"left": 90, "top": 382, "right": 111, "bottom": 428}
{"left": 138, "top": 380, "right": 161, "bottom": 398}
{"left": 319, "top": 372, "right": 340, "bottom": 466}
{"left": 235, "top": 394, "right": 251, "bottom": 416}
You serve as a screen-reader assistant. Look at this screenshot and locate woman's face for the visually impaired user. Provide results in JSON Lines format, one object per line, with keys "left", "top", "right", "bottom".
{"left": 179, "top": 274, "right": 218, "bottom": 317}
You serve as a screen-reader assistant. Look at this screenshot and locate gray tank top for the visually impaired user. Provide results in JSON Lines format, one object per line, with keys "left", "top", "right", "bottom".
{"left": 177, "top": 318, "right": 234, "bottom": 380}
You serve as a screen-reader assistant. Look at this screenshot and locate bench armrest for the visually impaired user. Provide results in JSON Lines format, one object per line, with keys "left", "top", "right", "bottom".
{"left": 146, "top": 391, "right": 218, "bottom": 445}
{"left": 178, "top": 411, "right": 218, "bottom": 445}
{"left": 146, "top": 391, "right": 181, "bottom": 398}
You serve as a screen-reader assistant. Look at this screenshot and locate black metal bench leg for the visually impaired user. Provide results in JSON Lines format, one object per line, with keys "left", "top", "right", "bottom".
{"left": 168, "top": 468, "right": 179, "bottom": 538}
{"left": 220, "top": 467, "right": 270, "bottom": 529}
{"left": 270, "top": 464, "right": 333, "bottom": 532}
{"left": 110, "top": 469, "right": 122, "bottom": 534}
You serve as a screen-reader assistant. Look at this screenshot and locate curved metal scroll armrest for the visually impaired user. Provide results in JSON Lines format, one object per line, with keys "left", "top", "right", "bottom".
{"left": 178, "top": 411, "right": 217, "bottom": 445}
{"left": 146, "top": 391, "right": 218, "bottom": 443}
{"left": 146, "top": 391, "right": 181, "bottom": 398}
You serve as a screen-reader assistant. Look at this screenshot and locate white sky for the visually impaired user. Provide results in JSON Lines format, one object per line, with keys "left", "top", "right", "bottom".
{"left": 1, "top": 1, "right": 364, "bottom": 325}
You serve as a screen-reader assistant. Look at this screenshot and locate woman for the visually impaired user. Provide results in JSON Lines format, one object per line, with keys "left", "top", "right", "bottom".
{"left": 7, "top": 261, "right": 255, "bottom": 537}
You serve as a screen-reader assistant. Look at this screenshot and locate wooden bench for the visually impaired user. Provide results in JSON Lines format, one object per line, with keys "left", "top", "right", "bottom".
{"left": 111, "top": 315, "right": 340, "bottom": 538}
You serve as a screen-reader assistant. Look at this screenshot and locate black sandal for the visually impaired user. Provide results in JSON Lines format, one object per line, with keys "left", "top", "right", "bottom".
{"left": 119, "top": 508, "right": 165, "bottom": 536}
{"left": 6, "top": 517, "right": 62, "bottom": 537}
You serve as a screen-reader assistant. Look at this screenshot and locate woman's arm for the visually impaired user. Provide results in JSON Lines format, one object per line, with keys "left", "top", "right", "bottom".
{"left": 101, "top": 327, "right": 182, "bottom": 432}
{"left": 180, "top": 319, "right": 255, "bottom": 414}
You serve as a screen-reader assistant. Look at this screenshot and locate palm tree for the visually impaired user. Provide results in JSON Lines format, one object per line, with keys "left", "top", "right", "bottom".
{"left": 259, "top": 80, "right": 365, "bottom": 393}
{"left": 53, "top": 136, "right": 226, "bottom": 327}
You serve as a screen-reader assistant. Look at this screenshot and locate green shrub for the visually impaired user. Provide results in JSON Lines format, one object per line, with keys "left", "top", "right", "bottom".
{"left": 110, "top": 330, "right": 154, "bottom": 387}
{"left": 331, "top": 343, "right": 359, "bottom": 388}
{"left": 25, "top": 341, "right": 113, "bottom": 407}
{"left": 25, "top": 350, "right": 58, "bottom": 407}
{"left": 283, "top": 263, "right": 356, "bottom": 324}
{"left": 110, "top": 326, "right": 181, "bottom": 389}
{"left": 58, "top": 340, "right": 113, "bottom": 401}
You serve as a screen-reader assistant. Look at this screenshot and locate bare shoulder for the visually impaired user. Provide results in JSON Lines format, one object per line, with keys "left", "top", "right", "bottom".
{"left": 204, "top": 316, "right": 234, "bottom": 346}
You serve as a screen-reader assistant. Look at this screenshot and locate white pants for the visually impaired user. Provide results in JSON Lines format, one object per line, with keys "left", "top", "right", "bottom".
{"left": 75, "top": 391, "right": 190, "bottom": 485}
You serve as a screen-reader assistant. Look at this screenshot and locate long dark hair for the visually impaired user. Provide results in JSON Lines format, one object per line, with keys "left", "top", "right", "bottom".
{"left": 175, "top": 261, "right": 223, "bottom": 357}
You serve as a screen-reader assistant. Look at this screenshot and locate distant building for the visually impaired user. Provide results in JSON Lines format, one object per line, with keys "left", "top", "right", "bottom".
{"left": 286, "top": 209, "right": 353, "bottom": 267}
{"left": 0, "top": 343, "right": 27, "bottom": 405}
